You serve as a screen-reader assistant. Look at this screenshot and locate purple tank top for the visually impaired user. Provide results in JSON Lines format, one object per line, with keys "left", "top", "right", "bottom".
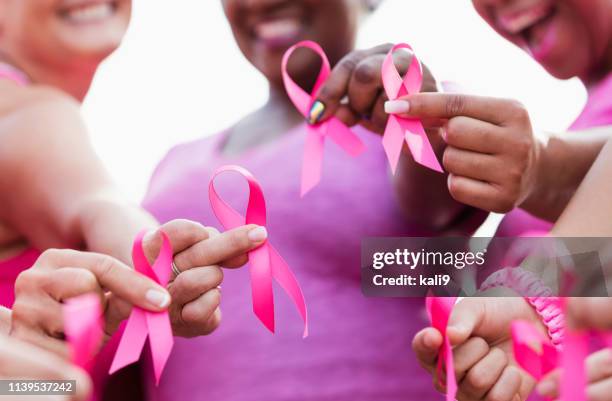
{"left": 142, "top": 124, "right": 458, "bottom": 400}
{"left": 496, "top": 72, "right": 612, "bottom": 237}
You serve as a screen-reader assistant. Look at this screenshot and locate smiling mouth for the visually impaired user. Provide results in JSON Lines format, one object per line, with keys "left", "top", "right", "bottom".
{"left": 496, "top": 1, "right": 556, "bottom": 44}
{"left": 58, "top": 1, "right": 118, "bottom": 24}
{"left": 252, "top": 18, "right": 303, "bottom": 48}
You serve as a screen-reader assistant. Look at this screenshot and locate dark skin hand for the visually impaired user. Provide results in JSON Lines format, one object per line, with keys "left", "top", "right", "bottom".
{"left": 221, "top": 0, "right": 479, "bottom": 233}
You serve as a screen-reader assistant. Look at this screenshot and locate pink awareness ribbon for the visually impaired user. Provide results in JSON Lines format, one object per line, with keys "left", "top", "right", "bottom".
{"left": 425, "top": 296, "right": 458, "bottom": 401}
{"left": 209, "top": 165, "right": 308, "bottom": 337}
{"left": 109, "top": 230, "right": 174, "bottom": 385}
{"left": 511, "top": 320, "right": 558, "bottom": 382}
{"left": 381, "top": 44, "right": 443, "bottom": 174}
{"left": 63, "top": 293, "right": 103, "bottom": 371}
{"left": 282, "top": 40, "right": 366, "bottom": 196}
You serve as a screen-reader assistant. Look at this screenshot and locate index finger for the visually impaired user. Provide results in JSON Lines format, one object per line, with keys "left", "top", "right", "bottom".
{"left": 35, "top": 249, "right": 170, "bottom": 311}
{"left": 391, "top": 93, "right": 517, "bottom": 125}
{"left": 173, "top": 224, "right": 266, "bottom": 272}
{"left": 309, "top": 44, "right": 393, "bottom": 124}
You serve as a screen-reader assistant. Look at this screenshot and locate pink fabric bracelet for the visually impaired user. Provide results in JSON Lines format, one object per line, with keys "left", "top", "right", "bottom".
{"left": 480, "top": 267, "right": 565, "bottom": 348}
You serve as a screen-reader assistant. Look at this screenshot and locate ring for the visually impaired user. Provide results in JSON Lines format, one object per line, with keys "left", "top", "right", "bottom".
{"left": 171, "top": 260, "right": 181, "bottom": 277}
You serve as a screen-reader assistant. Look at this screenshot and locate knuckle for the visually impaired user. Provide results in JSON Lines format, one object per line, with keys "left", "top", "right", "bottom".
{"left": 509, "top": 100, "right": 529, "bottom": 122}
{"left": 229, "top": 230, "right": 251, "bottom": 251}
{"left": 94, "top": 254, "right": 118, "bottom": 283}
{"left": 465, "top": 367, "right": 489, "bottom": 390}
{"left": 485, "top": 390, "right": 506, "bottom": 401}
{"left": 37, "top": 248, "right": 62, "bottom": 264}
{"left": 446, "top": 94, "right": 467, "bottom": 116}
{"left": 208, "top": 266, "right": 224, "bottom": 286}
{"left": 14, "top": 269, "right": 46, "bottom": 294}
{"left": 353, "top": 60, "right": 378, "bottom": 84}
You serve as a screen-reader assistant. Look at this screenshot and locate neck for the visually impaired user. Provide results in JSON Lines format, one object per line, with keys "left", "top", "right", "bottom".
{"left": 266, "top": 83, "right": 304, "bottom": 123}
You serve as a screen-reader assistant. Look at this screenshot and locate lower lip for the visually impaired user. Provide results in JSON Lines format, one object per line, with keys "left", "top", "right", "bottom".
{"left": 526, "top": 13, "right": 557, "bottom": 62}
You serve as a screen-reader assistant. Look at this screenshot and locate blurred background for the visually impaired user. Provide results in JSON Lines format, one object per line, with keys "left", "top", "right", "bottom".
{"left": 82, "top": 0, "right": 585, "bottom": 232}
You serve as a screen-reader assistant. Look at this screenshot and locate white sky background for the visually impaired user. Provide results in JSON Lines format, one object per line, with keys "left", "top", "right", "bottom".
{"left": 82, "top": 0, "right": 586, "bottom": 210}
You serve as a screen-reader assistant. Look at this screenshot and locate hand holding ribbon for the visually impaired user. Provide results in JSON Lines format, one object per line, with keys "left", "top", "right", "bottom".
{"left": 425, "top": 295, "right": 458, "bottom": 401}
{"left": 63, "top": 293, "right": 103, "bottom": 371}
{"left": 109, "top": 230, "right": 174, "bottom": 385}
{"left": 209, "top": 165, "right": 308, "bottom": 337}
{"left": 381, "top": 43, "right": 443, "bottom": 174}
{"left": 282, "top": 40, "right": 366, "bottom": 196}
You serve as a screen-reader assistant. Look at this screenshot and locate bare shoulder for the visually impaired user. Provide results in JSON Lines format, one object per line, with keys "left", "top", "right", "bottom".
{"left": 0, "top": 83, "right": 85, "bottom": 145}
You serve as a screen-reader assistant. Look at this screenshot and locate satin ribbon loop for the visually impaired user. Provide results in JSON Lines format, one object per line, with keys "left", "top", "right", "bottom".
{"left": 282, "top": 40, "right": 366, "bottom": 196}
{"left": 426, "top": 296, "right": 458, "bottom": 401}
{"left": 381, "top": 43, "right": 443, "bottom": 174}
{"left": 109, "top": 230, "right": 174, "bottom": 385}
{"left": 511, "top": 320, "right": 558, "bottom": 381}
{"left": 63, "top": 293, "right": 103, "bottom": 371}
{"left": 209, "top": 165, "right": 308, "bottom": 337}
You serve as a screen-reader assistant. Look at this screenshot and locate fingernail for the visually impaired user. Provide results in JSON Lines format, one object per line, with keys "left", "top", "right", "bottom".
{"left": 536, "top": 380, "right": 555, "bottom": 396}
{"left": 441, "top": 129, "right": 448, "bottom": 142}
{"left": 384, "top": 100, "right": 410, "bottom": 114}
{"left": 307, "top": 100, "right": 325, "bottom": 125}
{"left": 146, "top": 289, "right": 171, "bottom": 308}
{"left": 248, "top": 226, "right": 268, "bottom": 242}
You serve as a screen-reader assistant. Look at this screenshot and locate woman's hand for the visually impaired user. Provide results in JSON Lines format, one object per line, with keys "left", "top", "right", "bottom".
{"left": 307, "top": 43, "right": 438, "bottom": 134}
{"left": 412, "top": 297, "right": 544, "bottom": 401}
{"left": 11, "top": 249, "right": 171, "bottom": 356}
{"left": 0, "top": 333, "right": 91, "bottom": 401}
{"left": 537, "top": 348, "right": 612, "bottom": 401}
{"left": 386, "top": 93, "right": 541, "bottom": 213}
{"left": 141, "top": 219, "right": 267, "bottom": 338}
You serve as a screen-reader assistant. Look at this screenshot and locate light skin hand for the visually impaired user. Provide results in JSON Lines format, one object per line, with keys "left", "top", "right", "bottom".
{"left": 537, "top": 349, "right": 612, "bottom": 401}
{"left": 412, "top": 297, "right": 544, "bottom": 401}
{"left": 141, "top": 219, "right": 268, "bottom": 338}
{"left": 10, "top": 249, "right": 171, "bottom": 357}
{"left": 0, "top": 333, "right": 91, "bottom": 401}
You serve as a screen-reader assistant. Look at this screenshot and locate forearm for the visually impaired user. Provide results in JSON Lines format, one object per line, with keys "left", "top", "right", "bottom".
{"left": 393, "top": 132, "right": 483, "bottom": 233}
{"left": 521, "top": 126, "right": 612, "bottom": 221}
{"left": 551, "top": 137, "right": 612, "bottom": 236}
{"left": 75, "top": 193, "right": 158, "bottom": 264}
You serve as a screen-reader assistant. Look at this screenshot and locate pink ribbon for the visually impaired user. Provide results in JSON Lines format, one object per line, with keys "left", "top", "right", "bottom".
{"left": 282, "top": 40, "right": 366, "bottom": 196}
{"left": 109, "top": 230, "right": 174, "bottom": 385}
{"left": 63, "top": 293, "right": 103, "bottom": 371}
{"left": 511, "top": 320, "right": 558, "bottom": 381}
{"left": 425, "top": 296, "right": 458, "bottom": 401}
{"left": 209, "top": 165, "right": 308, "bottom": 337}
{"left": 381, "top": 43, "right": 443, "bottom": 174}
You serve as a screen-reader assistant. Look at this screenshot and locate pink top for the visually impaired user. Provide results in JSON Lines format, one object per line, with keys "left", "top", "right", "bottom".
{"left": 0, "top": 248, "right": 41, "bottom": 308}
{"left": 142, "top": 124, "right": 484, "bottom": 400}
{"left": 0, "top": 63, "right": 40, "bottom": 308}
{"left": 496, "top": 72, "right": 612, "bottom": 236}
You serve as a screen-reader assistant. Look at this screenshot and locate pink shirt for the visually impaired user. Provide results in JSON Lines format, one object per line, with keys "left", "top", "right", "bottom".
{"left": 496, "top": 72, "right": 612, "bottom": 237}
{"left": 142, "top": 124, "right": 478, "bottom": 400}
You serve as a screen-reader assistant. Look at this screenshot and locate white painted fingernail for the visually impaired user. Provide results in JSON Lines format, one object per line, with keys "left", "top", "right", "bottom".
{"left": 146, "top": 289, "right": 171, "bottom": 308}
{"left": 384, "top": 100, "right": 410, "bottom": 114}
{"left": 248, "top": 226, "right": 268, "bottom": 242}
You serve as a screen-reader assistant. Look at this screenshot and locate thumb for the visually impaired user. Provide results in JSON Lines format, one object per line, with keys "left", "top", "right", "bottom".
{"left": 446, "top": 298, "right": 485, "bottom": 346}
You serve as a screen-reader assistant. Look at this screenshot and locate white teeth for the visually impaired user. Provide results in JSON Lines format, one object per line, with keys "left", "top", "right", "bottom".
{"left": 255, "top": 19, "right": 300, "bottom": 40}
{"left": 498, "top": 3, "right": 552, "bottom": 34}
{"left": 64, "top": 3, "right": 114, "bottom": 23}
